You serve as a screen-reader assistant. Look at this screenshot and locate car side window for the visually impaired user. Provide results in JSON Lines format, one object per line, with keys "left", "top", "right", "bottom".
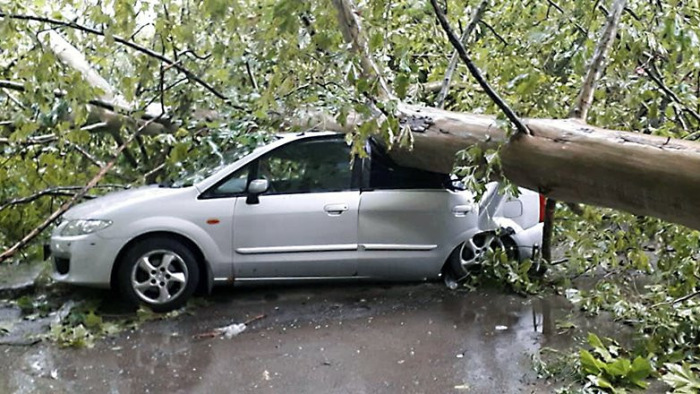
{"left": 207, "top": 166, "right": 250, "bottom": 197}
{"left": 257, "top": 138, "right": 353, "bottom": 194}
{"left": 368, "top": 140, "right": 448, "bottom": 190}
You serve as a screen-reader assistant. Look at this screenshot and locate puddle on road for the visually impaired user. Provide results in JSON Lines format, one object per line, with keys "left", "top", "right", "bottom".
{"left": 0, "top": 283, "right": 631, "bottom": 393}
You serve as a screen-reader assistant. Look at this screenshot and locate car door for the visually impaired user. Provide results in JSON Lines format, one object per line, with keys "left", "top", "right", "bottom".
{"left": 232, "top": 136, "right": 360, "bottom": 279}
{"left": 357, "top": 140, "right": 463, "bottom": 279}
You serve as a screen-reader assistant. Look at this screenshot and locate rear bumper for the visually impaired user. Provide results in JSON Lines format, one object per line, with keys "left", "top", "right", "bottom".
{"left": 512, "top": 222, "right": 543, "bottom": 260}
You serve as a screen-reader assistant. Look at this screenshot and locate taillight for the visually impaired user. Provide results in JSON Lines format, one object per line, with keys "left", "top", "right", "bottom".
{"left": 539, "top": 195, "right": 547, "bottom": 222}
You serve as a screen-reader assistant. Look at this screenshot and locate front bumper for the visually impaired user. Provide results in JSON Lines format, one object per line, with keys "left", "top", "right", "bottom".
{"left": 50, "top": 232, "right": 127, "bottom": 288}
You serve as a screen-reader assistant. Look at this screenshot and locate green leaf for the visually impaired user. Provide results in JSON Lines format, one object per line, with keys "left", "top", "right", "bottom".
{"left": 604, "top": 358, "right": 631, "bottom": 378}
{"left": 627, "top": 357, "right": 651, "bottom": 388}
{"left": 84, "top": 311, "right": 103, "bottom": 329}
{"left": 579, "top": 349, "right": 603, "bottom": 375}
{"left": 587, "top": 333, "right": 612, "bottom": 362}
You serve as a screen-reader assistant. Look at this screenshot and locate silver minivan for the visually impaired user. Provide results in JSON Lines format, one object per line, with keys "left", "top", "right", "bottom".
{"left": 51, "top": 132, "right": 543, "bottom": 311}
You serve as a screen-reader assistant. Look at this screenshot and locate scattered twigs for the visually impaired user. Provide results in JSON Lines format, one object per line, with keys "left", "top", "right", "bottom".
{"left": 435, "top": 0, "right": 488, "bottom": 108}
{"left": 546, "top": 0, "right": 587, "bottom": 34}
{"left": 245, "top": 61, "right": 259, "bottom": 91}
{"left": 0, "top": 79, "right": 120, "bottom": 113}
{"left": 651, "top": 290, "right": 700, "bottom": 308}
{"left": 143, "top": 163, "right": 166, "bottom": 184}
{"left": 0, "top": 116, "right": 160, "bottom": 264}
{"left": 430, "top": 0, "right": 530, "bottom": 136}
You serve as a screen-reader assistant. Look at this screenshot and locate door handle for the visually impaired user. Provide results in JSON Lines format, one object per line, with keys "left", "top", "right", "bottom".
{"left": 452, "top": 204, "right": 474, "bottom": 217}
{"left": 324, "top": 203, "right": 349, "bottom": 215}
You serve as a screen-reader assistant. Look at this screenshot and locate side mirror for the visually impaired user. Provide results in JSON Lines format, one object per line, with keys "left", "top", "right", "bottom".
{"left": 246, "top": 179, "right": 269, "bottom": 204}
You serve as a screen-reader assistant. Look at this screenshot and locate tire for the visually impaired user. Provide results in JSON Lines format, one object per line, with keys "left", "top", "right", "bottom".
{"left": 117, "top": 237, "right": 200, "bottom": 312}
{"left": 448, "top": 232, "right": 518, "bottom": 281}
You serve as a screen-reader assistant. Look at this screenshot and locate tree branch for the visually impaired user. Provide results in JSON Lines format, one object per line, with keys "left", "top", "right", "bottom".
{"left": 331, "top": 0, "right": 393, "bottom": 100}
{"left": 435, "top": 0, "right": 488, "bottom": 109}
{"left": 478, "top": 20, "right": 509, "bottom": 46}
{"left": 546, "top": 0, "right": 587, "bottom": 35}
{"left": 569, "top": 0, "right": 626, "bottom": 120}
{"left": 40, "top": 30, "right": 132, "bottom": 109}
{"left": 642, "top": 62, "right": 700, "bottom": 124}
{"left": 0, "top": 134, "right": 57, "bottom": 145}
{"left": 0, "top": 12, "right": 235, "bottom": 106}
{"left": 0, "top": 116, "right": 160, "bottom": 263}
{"left": 0, "top": 79, "right": 173, "bottom": 135}
{"left": 67, "top": 141, "right": 104, "bottom": 168}
{"left": 0, "top": 185, "right": 126, "bottom": 212}
{"left": 429, "top": 0, "right": 530, "bottom": 135}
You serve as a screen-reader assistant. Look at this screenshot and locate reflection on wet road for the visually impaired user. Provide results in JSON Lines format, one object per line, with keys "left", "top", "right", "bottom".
{"left": 0, "top": 283, "right": 613, "bottom": 393}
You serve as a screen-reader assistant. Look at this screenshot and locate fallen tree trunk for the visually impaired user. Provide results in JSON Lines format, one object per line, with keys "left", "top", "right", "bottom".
{"left": 386, "top": 107, "right": 700, "bottom": 230}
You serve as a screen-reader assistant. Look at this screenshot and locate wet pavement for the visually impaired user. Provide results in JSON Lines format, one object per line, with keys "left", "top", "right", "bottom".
{"left": 0, "top": 282, "right": 626, "bottom": 393}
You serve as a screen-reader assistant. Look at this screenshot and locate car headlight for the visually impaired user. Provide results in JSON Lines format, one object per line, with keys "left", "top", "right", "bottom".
{"left": 60, "top": 219, "right": 113, "bottom": 236}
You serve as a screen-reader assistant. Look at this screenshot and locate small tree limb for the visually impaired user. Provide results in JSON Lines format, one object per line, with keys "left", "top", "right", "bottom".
{"left": 642, "top": 62, "right": 700, "bottom": 124}
{"left": 429, "top": 0, "right": 530, "bottom": 135}
{"left": 67, "top": 141, "right": 105, "bottom": 168}
{"left": 477, "top": 20, "right": 509, "bottom": 46}
{"left": 435, "top": 0, "right": 488, "bottom": 109}
{"left": 569, "top": 0, "right": 626, "bottom": 120}
{"left": 0, "top": 185, "right": 126, "bottom": 212}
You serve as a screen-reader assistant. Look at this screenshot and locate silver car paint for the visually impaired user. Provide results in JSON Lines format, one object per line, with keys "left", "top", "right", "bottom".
{"left": 50, "top": 132, "right": 543, "bottom": 288}
{"left": 232, "top": 191, "right": 361, "bottom": 278}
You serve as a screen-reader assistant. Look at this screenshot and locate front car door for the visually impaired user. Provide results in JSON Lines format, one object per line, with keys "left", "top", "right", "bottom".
{"left": 232, "top": 135, "right": 361, "bottom": 279}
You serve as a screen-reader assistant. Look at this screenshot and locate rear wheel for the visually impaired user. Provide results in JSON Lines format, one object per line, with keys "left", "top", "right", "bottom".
{"left": 448, "top": 232, "right": 518, "bottom": 282}
{"left": 117, "top": 237, "right": 199, "bottom": 312}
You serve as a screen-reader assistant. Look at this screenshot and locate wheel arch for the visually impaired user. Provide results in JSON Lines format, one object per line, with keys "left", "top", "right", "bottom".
{"left": 110, "top": 231, "right": 213, "bottom": 295}
{"left": 440, "top": 228, "right": 520, "bottom": 276}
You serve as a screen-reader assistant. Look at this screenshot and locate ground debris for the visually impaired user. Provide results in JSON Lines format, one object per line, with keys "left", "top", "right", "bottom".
{"left": 193, "top": 314, "right": 266, "bottom": 339}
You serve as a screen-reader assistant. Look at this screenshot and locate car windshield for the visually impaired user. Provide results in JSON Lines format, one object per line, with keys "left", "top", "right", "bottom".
{"left": 165, "top": 135, "right": 278, "bottom": 188}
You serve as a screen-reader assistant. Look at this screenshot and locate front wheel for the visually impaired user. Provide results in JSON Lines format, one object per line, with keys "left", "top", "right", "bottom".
{"left": 117, "top": 237, "right": 199, "bottom": 312}
{"left": 448, "top": 232, "right": 518, "bottom": 281}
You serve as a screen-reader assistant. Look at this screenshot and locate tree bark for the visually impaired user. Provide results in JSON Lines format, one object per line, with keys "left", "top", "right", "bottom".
{"left": 332, "top": 0, "right": 392, "bottom": 100}
{"left": 41, "top": 31, "right": 132, "bottom": 110}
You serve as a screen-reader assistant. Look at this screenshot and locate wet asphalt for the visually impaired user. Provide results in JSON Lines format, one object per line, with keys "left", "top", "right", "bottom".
{"left": 0, "top": 282, "right": 621, "bottom": 393}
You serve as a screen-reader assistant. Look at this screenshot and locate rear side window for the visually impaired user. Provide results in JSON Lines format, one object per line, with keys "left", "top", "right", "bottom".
{"left": 368, "top": 140, "right": 449, "bottom": 190}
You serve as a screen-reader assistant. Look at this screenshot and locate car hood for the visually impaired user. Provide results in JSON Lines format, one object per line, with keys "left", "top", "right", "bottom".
{"left": 63, "top": 185, "right": 190, "bottom": 220}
